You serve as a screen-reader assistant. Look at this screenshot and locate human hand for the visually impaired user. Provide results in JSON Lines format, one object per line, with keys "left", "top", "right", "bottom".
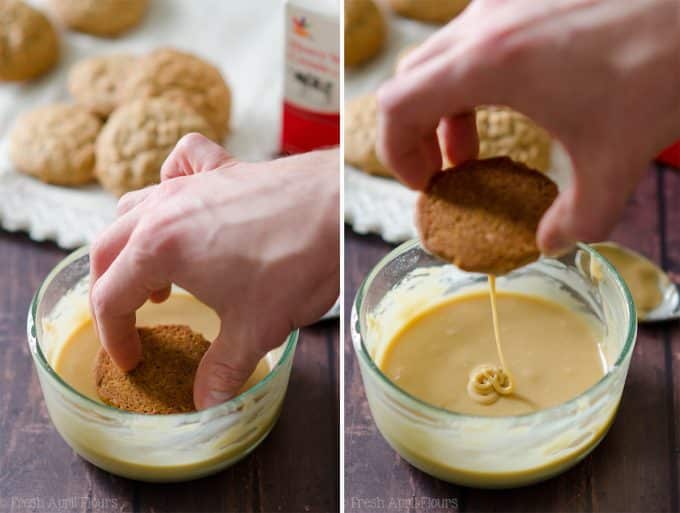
{"left": 377, "top": 0, "right": 680, "bottom": 255}
{"left": 89, "top": 134, "right": 339, "bottom": 409}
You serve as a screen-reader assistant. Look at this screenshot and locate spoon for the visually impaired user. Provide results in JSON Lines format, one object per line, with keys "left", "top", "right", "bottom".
{"left": 591, "top": 242, "right": 679, "bottom": 323}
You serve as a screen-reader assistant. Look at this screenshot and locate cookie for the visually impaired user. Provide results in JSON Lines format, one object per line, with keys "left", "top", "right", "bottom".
{"left": 345, "top": 0, "right": 385, "bottom": 68}
{"left": 9, "top": 104, "right": 102, "bottom": 186}
{"left": 388, "top": 0, "right": 469, "bottom": 23}
{"left": 68, "top": 54, "right": 136, "bottom": 117}
{"left": 345, "top": 94, "right": 392, "bottom": 177}
{"left": 119, "top": 48, "right": 231, "bottom": 140}
{"left": 477, "top": 106, "right": 551, "bottom": 172}
{"left": 95, "top": 97, "right": 215, "bottom": 196}
{"left": 416, "top": 157, "right": 558, "bottom": 275}
{"left": 49, "top": 0, "right": 148, "bottom": 36}
{"left": 95, "top": 325, "right": 210, "bottom": 414}
{"left": 0, "top": 0, "right": 59, "bottom": 81}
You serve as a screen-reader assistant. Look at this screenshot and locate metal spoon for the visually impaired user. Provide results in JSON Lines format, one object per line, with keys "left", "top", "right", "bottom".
{"left": 591, "top": 242, "right": 680, "bottom": 323}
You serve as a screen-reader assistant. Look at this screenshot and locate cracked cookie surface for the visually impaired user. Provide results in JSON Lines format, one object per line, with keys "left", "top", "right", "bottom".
{"left": 95, "top": 97, "right": 215, "bottom": 196}
{"left": 119, "top": 48, "right": 231, "bottom": 140}
{"left": 9, "top": 103, "right": 102, "bottom": 185}
{"left": 68, "top": 54, "right": 136, "bottom": 117}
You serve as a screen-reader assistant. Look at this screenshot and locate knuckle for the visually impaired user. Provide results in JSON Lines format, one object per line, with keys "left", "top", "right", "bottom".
{"left": 176, "top": 132, "right": 208, "bottom": 153}
{"left": 156, "top": 177, "right": 185, "bottom": 198}
{"left": 89, "top": 238, "right": 108, "bottom": 277}
{"left": 116, "top": 192, "right": 135, "bottom": 215}
{"left": 376, "top": 83, "right": 402, "bottom": 118}
{"left": 131, "top": 216, "right": 180, "bottom": 263}
{"left": 90, "top": 280, "right": 112, "bottom": 318}
{"left": 205, "top": 359, "right": 253, "bottom": 391}
{"left": 477, "top": 28, "right": 527, "bottom": 66}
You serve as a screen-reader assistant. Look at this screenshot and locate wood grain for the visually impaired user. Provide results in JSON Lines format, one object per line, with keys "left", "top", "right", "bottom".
{"left": 0, "top": 232, "right": 339, "bottom": 513}
{"left": 344, "top": 164, "right": 680, "bottom": 512}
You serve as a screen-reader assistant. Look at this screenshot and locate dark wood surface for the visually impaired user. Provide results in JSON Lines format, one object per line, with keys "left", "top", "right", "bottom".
{"left": 0, "top": 232, "right": 339, "bottom": 513}
{"left": 344, "top": 164, "right": 680, "bottom": 513}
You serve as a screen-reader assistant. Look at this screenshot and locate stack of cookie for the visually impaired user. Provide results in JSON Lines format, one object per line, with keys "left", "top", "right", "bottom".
{"left": 344, "top": 0, "right": 552, "bottom": 179}
{"left": 8, "top": 48, "right": 231, "bottom": 196}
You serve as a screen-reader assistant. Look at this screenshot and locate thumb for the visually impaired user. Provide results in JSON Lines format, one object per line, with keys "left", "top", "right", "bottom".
{"left": 161, "top": 132, "right": 238, "bottom": 181}
{"left": 537, "top": 159, "right": 642, "bottom": 256}
{"left": 193, "top": 328, "right": 266, "bottom": 410}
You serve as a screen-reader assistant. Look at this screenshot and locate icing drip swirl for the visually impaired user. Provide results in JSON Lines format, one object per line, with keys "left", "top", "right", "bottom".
{"left": 467, "top": 275, "right": 514, "bottom": 404}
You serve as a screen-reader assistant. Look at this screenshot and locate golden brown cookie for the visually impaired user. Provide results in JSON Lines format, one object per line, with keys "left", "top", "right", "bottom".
{"left": 9, "top": 104, "right": 102, "bottom": 186}
{"left": 388, "top": 0, "right": 469, "bottom": 23}
{"left": 416, "top": 157, "right": 558, "bottom": 275}
{"left": 49, "top": 0, "right": 149, "bottom": 36}
{"left": 119, "top": 48, "right": 231, "bottom": 140}
{"left": 345, "top": 0, "right": 385, "bottom": 68}
{"left": 68, "top": 54, "right": 136, "bottom": 117}
{"left": 95, "top": 97, "right": 215, "bottom": 196}
{"left": 95, "top": 325, "right": 210, "bottom": 414}
{"left": 0, "top": 0, "right": 59, "bottom": 81}
{"left": 345, "top": 94, "right": 392, "bottom": 177}
{"left": 477, "top": 106, "right": 551, "bottom": 172}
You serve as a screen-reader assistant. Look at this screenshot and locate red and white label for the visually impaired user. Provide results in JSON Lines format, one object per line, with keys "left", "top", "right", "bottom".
{"left": 281, "top": 0, "right": 340, "bottom": 154}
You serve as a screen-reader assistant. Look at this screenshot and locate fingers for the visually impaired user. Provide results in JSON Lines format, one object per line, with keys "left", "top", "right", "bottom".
{"left": 90, "top": 237, "right": 170, "bottom": 371}
{"left": 377, "top": 45, "right": 498, "bottom": 189}
{"left": 117, "top": 185, "right": 157, "bottom": 216}
{"left": 439, "top": 112, "right": 479, "bottom": 167}
{"left": 160, "top": 132, "right": 237, "bottom": 181}
{"left": 89, "top": 203, "right": 147, "bottom": 306}
{"left": 193, "top": 328, "right": 267, "bottom": 410}
{"left": 397, "top": 27, "right": 460, "bottom": 75}
{"left": 149, "top": 286, "right": 172, "bottom": 304}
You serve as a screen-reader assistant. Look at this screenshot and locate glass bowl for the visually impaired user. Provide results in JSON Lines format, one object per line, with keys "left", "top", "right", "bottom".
{"left": 351, "top": 240, "right": 637, "bottom": 488}
{"left": 27, "top": 246, "right": 298, "bottom": 482}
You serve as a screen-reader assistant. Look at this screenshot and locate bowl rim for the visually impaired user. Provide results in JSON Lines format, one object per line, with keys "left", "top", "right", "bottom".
{"left": 352, "top": 239, "right": 638, "bottom": 421}
{"left": 27, "top": 246, "right": 299, "bottom": 420}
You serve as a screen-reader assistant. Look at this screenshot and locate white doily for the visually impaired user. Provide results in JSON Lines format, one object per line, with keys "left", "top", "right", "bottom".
{"left": 0, "top": 0, "right": 285, "bottom": 249}
{"left": 343, "top": 8, "right": 574, "bottom": 244}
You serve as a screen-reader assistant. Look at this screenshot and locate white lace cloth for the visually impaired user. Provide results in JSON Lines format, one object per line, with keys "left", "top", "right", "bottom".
{"left": 343, "top": 9, "right": 573, "bottom": 243}
{"left": 0, "top": 0, "right": 284, "bottom": 249}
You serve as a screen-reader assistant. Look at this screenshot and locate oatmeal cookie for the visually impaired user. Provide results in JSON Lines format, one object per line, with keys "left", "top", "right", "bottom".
{"left": 119, "top": 48, "right": 231, "bottom": 140}
{"left": 9, "top": 103, "right": 101, "bottom": 185}
{"left": 0, "top": 0, "right": 59, "bottom": 81}
{"left": 95, "top": 97, "right": 215, "bottom": 195}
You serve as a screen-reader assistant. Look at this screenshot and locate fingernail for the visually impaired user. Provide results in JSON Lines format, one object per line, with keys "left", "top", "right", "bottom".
{"left": 544, "top": 238, "right": 575, "bottom": 258}
{"left": 204, "top": 390, "right": 232, "bottom": 408}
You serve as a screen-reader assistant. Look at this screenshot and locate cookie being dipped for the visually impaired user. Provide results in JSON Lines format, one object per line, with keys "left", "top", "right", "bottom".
{"left": 94, "top": 325, "right": 210, "bottom": 414}
{"left": 416, "top": 157, "right": 558, "bottom": 275}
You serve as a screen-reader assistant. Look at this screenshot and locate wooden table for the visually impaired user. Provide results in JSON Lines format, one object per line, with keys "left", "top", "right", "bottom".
{"left": 344, "top": 164, "right": 680, "bottom": 513}
{"left": 0, "top": 232, "right": 339, "bottom": 513}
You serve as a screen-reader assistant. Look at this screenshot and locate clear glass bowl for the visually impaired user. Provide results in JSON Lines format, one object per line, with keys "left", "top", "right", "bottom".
{"left": 351, "top": 240, "right": 637, "bottom": 488}
{"left": 27, "top": 247, "right": 298, "bottom": 482}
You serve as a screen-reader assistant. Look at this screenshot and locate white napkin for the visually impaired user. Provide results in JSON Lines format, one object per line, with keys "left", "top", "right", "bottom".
{"left": 0, "top": 0, "right": 285, "bottom": 248}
